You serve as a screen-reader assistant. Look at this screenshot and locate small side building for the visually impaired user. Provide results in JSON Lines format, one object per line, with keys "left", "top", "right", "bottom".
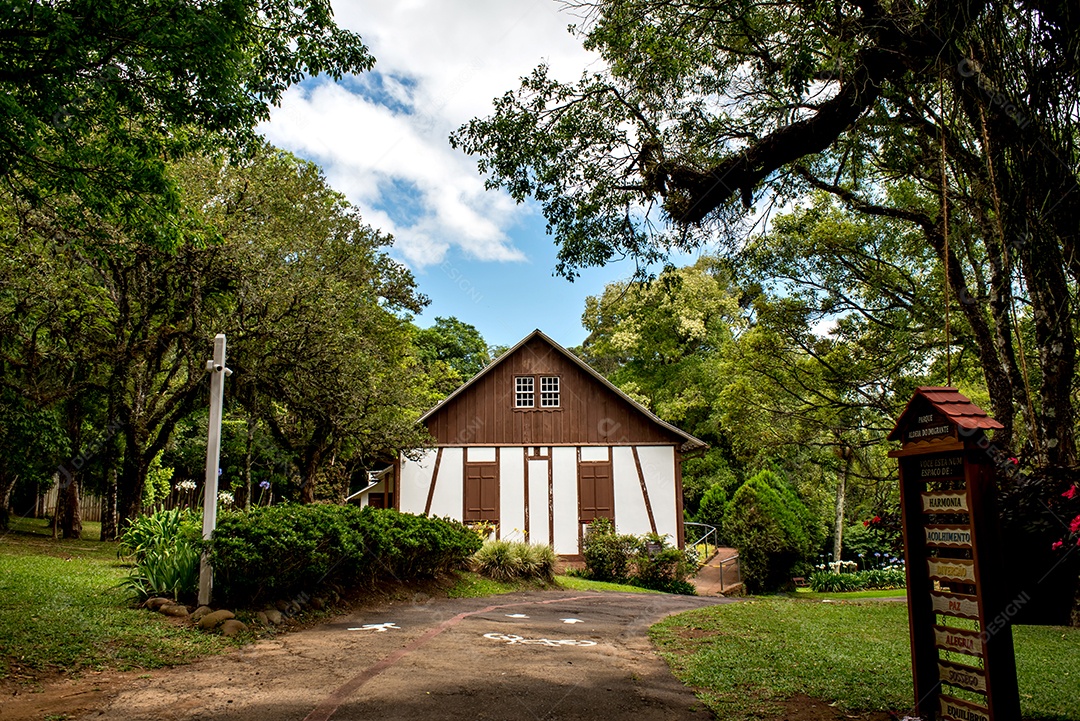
{"left": 395, "top": 329, "right": 706, "bottom": 556}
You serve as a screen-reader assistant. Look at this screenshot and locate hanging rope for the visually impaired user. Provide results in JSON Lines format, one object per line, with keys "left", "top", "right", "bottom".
{"left": 976, "top": 105, "right": 1041, "bottom": 453}
{"left": 939, "top": 72, "right": 953, "bottom": 387}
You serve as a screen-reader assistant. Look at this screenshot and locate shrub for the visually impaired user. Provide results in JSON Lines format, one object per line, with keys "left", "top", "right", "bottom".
{"left": 723, "top": 470, "right": 821, "bottom": 593}
{"left": 582, "top": 517, "right": 638, "bottom": 582}
{"left": 207, "top": 504, "right": 480, "bottom": 605}
{"left": 118, "top": 507, "right": 202, "bottom": 601}
{"left": 583, "top": 519, "right": 696, "bottom": 594}
{"left": 632, "top": 534, "right": 697, "bottom": 594}
{"left": 471, "top": 540, "right": 556, "bottom": 582}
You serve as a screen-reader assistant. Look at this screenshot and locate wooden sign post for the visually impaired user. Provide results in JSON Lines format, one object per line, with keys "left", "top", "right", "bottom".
{"left": 888, "top": 387, "right": 1021, "bottom": 721}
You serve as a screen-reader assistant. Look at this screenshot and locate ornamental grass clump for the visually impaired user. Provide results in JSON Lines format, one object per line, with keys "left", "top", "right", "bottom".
{"left": 471, "top": 540, "right": 556, "bottom": 582}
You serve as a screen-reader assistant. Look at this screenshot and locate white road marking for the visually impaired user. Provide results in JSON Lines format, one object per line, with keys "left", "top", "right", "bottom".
{"left": 483, "top": 633, "right": 596, "bottom": 647}
{"left": 348, "top": 623, "right": 400, "bottom": 632}
{"left": 505, "top": 613, "right": 530, "bottom": 618}
{"left": 560, "top": 618, "right": 584, "bottom": 624}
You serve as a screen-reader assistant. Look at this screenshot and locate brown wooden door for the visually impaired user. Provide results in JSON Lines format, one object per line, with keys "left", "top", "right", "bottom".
{"left": 578, "top": 462, "right": 614, "bottom": 522}
{"left": 464, "top": 463, "right": 499, "bottom": 522}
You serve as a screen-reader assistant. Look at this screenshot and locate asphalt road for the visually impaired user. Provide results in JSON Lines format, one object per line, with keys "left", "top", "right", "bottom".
{"left": 77, "top": 590, "right": 734, "bottom": 721}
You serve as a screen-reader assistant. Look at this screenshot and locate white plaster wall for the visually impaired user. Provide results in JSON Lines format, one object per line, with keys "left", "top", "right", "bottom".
{"left": 428, "top": 447, "right": 464, "bottom": 519}
{"left": 527, "top": 459, "right": 550, "bottom": 546}
{"left": 611, "top": 446, "right": 652, "bottom": 537}
{"left": 551, "top": 446, "right": 579, "bottom": 554}
{"left": 579, "top": 446, "right": 609, "bottom": 462}
{"left": 399, "top": 449, "right": 438, "bottom": 515}
{"left": 467, "top": 446, "right": 497, "bottom": 462}
{"left": 638, "top": 446, "right": 678, "bottom": 545}
{"left": 499, "top": 447, "right": 526, "bottom": 541}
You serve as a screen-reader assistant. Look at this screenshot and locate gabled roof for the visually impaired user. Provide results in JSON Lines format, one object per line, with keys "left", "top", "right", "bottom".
{"left": 887, "top": 386, "right": 1003, "bottom": 442}
{"left": 419, "top": 329, "right": 707, "bottom": 452}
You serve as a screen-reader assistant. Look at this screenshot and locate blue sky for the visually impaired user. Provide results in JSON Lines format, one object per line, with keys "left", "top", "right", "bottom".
{"left": 258, "top": 0, "right": 680, "bottom": 349}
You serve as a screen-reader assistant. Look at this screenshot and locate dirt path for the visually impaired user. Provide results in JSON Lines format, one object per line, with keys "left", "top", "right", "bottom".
{"left": 8, "top": 590, "right": 734, "bottom": 721}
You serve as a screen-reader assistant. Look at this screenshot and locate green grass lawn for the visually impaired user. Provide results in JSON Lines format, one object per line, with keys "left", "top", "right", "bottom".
{"left": 788, "top": 587, "right": 907, "bottom": 600}
{"left": 0, "top": 517, "right": 231, "bottom": 682}
{"left": 447, "top": 571, "right": 662, "bottom": 598}
{"left": 651, "top": 597, "right": 1080, "bottom": 721}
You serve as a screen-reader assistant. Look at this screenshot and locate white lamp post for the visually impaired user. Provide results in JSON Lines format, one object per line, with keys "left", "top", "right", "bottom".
{"left": 199, "top": 334, "right": 231, "bottom": 607}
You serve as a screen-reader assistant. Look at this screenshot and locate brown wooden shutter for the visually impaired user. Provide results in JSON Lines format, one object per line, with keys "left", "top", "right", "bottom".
{"left": 578, "top": 462, "right": 614, "bottom": 522}
{"left": 464, "top": 463, "right": 499, "bottom": 521}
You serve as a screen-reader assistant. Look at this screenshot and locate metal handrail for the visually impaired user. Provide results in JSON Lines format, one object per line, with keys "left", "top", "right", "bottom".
{"left": 683, "top": 521, "right": 718, "bottom": 565}
{"left": 718, "top": 552, "right": 741, "bottom": 593}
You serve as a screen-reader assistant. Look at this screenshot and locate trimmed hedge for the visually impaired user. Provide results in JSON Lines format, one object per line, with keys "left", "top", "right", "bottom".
{"left": 207, "top": 504, "right": 481, "bottom": 604}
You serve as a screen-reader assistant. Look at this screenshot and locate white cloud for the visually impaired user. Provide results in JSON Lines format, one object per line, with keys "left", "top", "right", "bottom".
{"left": 260, "top": 0, "right": 598, "bottom": 268}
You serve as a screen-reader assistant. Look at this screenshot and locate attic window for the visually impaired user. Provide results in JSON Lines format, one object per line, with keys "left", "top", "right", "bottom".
{"left": 540, "top": 376, "right": 560, "bottom": 407}
{"left": 515, "top": 376, "right": 534, "bottom": 407}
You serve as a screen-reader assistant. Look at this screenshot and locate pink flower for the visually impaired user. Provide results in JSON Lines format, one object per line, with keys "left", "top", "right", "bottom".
{"left": 1063, "top": 485, "right": 1078, "bottom": 500}
{"left": 1009, "top": 457, "right": 1019, "bottom": 465}
{"left": 1070, "top": 515, "right": 1080, "bottom": 534}
{"left": 1052, "top": 540, "right": 1064, "bottom": 550}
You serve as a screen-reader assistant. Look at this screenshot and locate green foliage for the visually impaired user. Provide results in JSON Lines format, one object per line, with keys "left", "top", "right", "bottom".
{"left": 117, "top": 508, "right": 201, "bottom": 601}
{"left": 1, "top": 0, "right": 373, "bottom": 247}
{"left": 471, "top": 540, "right": 556, "bottom": 582}
{"left": 723, "top": 470, "right": 820, "bottom": 593}
{"left": 632, "top": 535, "right": 697, "bottom": 594}
{"left": 582, "top": 519, "right": 696, "bottom": 594}
{"left": 207, "top": 504, "right": 481, "bottom": 605}
{"left": 582, "top": 517, "right": 638, "bottom": 582}
{"left": 696, "top": 483, "right": 730, "bottom": 539}
{"left": 414, "top": 317, "right": 492, "bottom": 399}
{"left": 141, "top": 453, "right": 175, "bottom": 509}
{"left": 808, "top": 569, "right": 906, "bottom": 593}
{"left": 842, "top": 519, "right": 903, "bottom": 563}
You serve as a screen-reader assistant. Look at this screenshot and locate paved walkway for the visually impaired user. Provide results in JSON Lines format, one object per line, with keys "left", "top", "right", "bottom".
{"left": 691, "top": 546, "right": 742, "bottom": 596}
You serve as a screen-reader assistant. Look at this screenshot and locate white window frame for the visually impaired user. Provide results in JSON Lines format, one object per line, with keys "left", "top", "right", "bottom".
{"left": 515, "top": 376, "right": 535, "bottom": 408}
{"left": 540, "top": 376, "right": 560, "bottom": 408}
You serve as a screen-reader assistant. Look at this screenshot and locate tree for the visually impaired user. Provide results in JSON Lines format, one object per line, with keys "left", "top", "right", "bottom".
{"left": 413, "top": 317, "right": 492, "bottom": 400}
{"left": 1, "top": 0, "right": 373, "bottom": 247}
{"left": 454, "top": 0, "right": 1080, "bottom": 468}
{"left": 178, "top": 147, "right": 431, "bottom": 503}
{"left": 723, "top": 469, "right": 820, "bottom": 593}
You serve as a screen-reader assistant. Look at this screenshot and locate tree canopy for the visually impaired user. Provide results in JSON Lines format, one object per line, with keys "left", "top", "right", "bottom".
{"left": 1, "top": 0, "right": 372, "bottom": 246}
{"left": 454, "top": 0, "right": 1080, "bottom": 468}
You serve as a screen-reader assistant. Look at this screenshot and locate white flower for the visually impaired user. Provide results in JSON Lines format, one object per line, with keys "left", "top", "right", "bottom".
{"left": 218, "top": 490, "right": 235, "bottom": 505}
{"left": 176, "top": 480, "right": 197, "bottom": 492}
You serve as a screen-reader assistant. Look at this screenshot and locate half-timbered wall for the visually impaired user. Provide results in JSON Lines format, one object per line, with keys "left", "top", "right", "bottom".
{"left": 399, "top": 443, "right": 680, "bottom": 555}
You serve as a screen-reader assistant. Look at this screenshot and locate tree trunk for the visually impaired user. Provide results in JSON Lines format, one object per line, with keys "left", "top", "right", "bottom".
{"left": 117, "top": 443, "right": 149, "bottom": 528}
{"left": 832, "top": 448, "right": 851, "bottom": 572}
{"left": 58, "top": 473, "right": 82, "bottom": 540}
{"left": 0, "top": 471, "right": 15, "bottom": 530}
{"left": 101, "top": 466, "right": 119, "bottom": 541}
{"left": 240, "top": 414, "right": 255, "bottom": 511}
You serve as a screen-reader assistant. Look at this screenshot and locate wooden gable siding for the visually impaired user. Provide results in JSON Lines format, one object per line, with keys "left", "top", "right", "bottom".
{"left": 425, "top": 336, "right": 681, "bottom": 447}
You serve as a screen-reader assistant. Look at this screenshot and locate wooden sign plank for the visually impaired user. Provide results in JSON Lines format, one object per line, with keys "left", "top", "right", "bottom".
{"left": 904, "top": 412, "right": 956, "bottom": 443}
{"left": 912, "top": 454, "right": 966, "bottom": 480}
{"left": 928, "top": 557, "right": 976, "bottom": 583}
{"left": 922, "top": 490, "right": 969, "bottom": 513}
{"left": 930, "top": 591, "right": 980, "bottom": 620}
{"left": 940, "top": 694, "right": 990, "bottom": 721}
{"left": 934, "top": 624, "right": 984, "bottom": 657}
{"left": 938, "top": 659, "right": 987, "bottom": 694}
{"left": 925, "top": 524, "right": 973, "bottom": 549}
